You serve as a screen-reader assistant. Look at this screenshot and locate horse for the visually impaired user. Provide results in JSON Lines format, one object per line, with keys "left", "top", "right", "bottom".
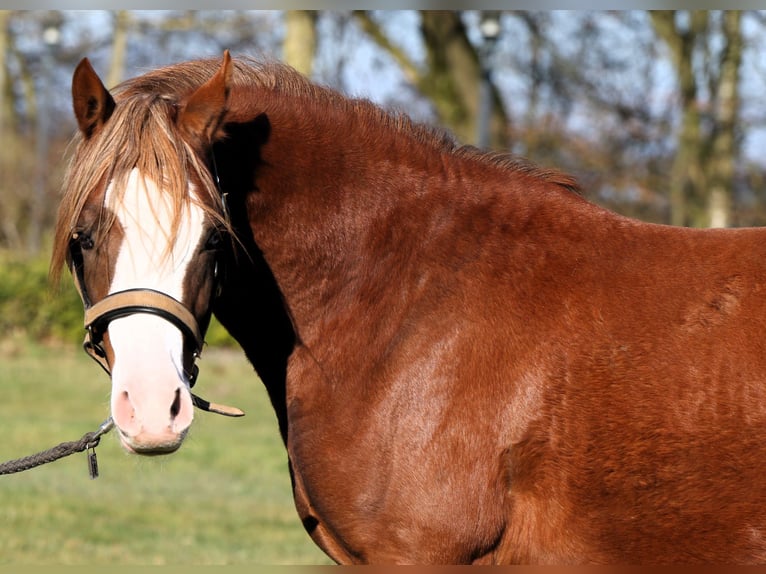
{"left": 50, "top": 50, "right": 766, "bottom": 564}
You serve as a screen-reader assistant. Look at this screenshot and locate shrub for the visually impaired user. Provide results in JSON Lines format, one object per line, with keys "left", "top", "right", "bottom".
{"left": 0, "top": 252, "right": 83, "bottom": 344}
{"left": 0, "top": 251, "right": 236, "bottom": 348}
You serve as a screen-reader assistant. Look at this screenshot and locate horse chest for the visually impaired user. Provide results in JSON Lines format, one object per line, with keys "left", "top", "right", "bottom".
{"left": 283, "top": 347, "right": 512, "bottom": 563}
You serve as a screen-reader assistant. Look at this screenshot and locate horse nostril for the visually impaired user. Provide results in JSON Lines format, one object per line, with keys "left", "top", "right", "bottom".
{"left": 170, "top": 388, "right": 182, "bottom": 419}
{"left": 120, "top": 391, "right": 135, "bottom": 421}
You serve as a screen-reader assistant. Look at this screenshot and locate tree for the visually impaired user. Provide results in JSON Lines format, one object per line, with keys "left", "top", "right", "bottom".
{"left": 651, "top": 10, "right": 744, "bottom": 228}
{"left": 354, "top": 10, "right": 510, "bottom": 149}
{"left": 106, "top": 11, "right": 131, "bottom": 88}
{"left": 283, "top": 11, "right": 318, "bottom": 77}
{"left": 707, "top": 10, "right": 742, "bottom": 228}
{"left": 0, "top": 9, "right": 23, "bottom": 250}
{"left": 0, "top": 11, "right": 52, "bottom": 253}
{"left": 0, "top": 9, "right": 758, "bottom": 258}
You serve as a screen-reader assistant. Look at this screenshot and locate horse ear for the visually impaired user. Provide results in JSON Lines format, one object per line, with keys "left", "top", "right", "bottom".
{"left": 178, "top": 50, "right": 233, "bottom": 144}
{"left": 71, "top": 57, "right": 116, "bottom": 139}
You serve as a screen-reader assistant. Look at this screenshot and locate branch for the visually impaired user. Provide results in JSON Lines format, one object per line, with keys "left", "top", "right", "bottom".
{"left": 352, "top": 11, "right": 422, "bottom": 87}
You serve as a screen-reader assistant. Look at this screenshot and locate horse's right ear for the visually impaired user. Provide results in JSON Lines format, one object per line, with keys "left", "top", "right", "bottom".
{"left": 177, "top": 50, "right": 233, "bottom": 145}
{"left": 71, "top": 57, "right": 116, "bottom": 139}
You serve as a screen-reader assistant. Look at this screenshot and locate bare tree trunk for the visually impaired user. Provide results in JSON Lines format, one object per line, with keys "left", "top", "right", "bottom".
{"left": 651, "top": 11, "right": 743, "bottom": 228}
{"left": 650, "top": 10, "right": 709, "bottom": 227}
{"left": 0, "top": 11, "right": 10, "bottom": 135}
{"left": 707, "top": 11, "right": 742, "bottom": 228}
{"left": 420, "top": 11, "right": 503, "bottom": 147}
{"left": 0, "top": 10, "right": 23, "bottom": 250}
{"left": 518, "top": 12, "right": 545, "bottom": 157}
{"left": 106, "top": 11, "right": 131, "bottom": 88}
{"left": 283, "top": 11, "right": 317, "bottom": 77}
{"left": 0, "top": 12, "right": 42, "bottom": 252}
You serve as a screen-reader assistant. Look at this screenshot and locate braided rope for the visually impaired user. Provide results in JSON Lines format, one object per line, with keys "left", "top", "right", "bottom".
{"left": 0, "top": 418, "right": 113, "bottom": 476}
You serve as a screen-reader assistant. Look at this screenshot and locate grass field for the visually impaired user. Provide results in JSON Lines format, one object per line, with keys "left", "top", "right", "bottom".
{"left": 0, "top": 335, "right": 332, "bottom": 565}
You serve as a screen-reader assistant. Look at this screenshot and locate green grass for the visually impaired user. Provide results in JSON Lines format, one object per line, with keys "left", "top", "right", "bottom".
{"left": 0, "top": 336, "right": 332, "bottom": 565}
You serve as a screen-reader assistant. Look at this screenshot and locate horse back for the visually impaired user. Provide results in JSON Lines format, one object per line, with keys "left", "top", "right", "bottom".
{"left": 493, "top": 214, "right": 766, "bottom": 563}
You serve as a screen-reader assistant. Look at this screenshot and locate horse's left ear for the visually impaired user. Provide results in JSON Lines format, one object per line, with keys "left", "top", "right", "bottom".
{"left": 72, "top": 57, "right": 116, "bottom": 139}
{"left": 178, "top": 50, "right": 233, "bottom": 144}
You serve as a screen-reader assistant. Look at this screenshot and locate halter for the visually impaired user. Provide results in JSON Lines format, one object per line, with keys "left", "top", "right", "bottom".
{"left": 81, "top": 286, "right": 204, "bottom": 382}
{"left": 69, "top": 167, "right": 243, "bottom": 419}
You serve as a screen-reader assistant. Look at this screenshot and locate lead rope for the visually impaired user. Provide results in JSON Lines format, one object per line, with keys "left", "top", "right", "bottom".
{"left": 0, "top": 418, "right": 114, "bottom": 479}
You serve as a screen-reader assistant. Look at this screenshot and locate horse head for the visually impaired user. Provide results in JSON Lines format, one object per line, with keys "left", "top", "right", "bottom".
{"left": 54, "top": 52, "right": 235, "bottom": 455}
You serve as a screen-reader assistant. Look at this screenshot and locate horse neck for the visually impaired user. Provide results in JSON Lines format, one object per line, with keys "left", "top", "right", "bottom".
{"left": 219, "top": 82, "right": 589, "bottom": 411}
{"left": 239, "top": 89, "right": 468, "bottom": 346}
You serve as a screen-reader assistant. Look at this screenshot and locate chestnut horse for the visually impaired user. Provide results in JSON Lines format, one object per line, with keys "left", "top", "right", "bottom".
{"left": 51, "top": 51, "right": 766, "bottom": 564}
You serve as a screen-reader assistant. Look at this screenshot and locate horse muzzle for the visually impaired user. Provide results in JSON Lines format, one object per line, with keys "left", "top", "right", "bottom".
{"left": 112, "top": 383, "right": 194, "bottom": 455}
{"left": 72, "top": 285, "right": 245, "bottom": 456}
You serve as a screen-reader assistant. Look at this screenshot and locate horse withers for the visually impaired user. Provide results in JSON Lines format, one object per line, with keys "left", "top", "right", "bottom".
{"left": 50, "top": 51, "right": 766, "bottom": 564}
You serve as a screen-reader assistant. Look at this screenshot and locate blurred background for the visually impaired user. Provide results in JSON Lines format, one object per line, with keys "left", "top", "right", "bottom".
{"left": 3, "top": 10, "right": 766, "bottom": 340}
{"left": 4, "top": 10, "right": 766, "bottom": 341}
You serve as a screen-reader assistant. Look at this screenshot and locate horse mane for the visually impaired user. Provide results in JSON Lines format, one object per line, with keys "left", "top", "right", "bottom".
{"left": 51, "top": 55, "right": 580, "bottom": 282}
{"left": 220, "top": 57, "right": 581, "bottom": 195}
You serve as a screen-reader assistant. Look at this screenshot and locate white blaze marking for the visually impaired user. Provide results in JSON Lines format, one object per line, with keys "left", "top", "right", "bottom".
{"left": 105, "top": 169, "right": 205, "bottom": 425}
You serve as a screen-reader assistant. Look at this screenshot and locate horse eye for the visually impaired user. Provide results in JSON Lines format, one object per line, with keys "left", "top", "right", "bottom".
{"left": 72, "top": 231, "right": 94, "bottom": 250}
{"left": 204, "top": 228, "right": 223, "bottom": 251}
